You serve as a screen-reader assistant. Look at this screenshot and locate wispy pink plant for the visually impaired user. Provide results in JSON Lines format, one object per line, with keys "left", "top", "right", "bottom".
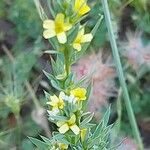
{"left": 120, "top": 31, "right": 150, "bottom": 71}
{"left": 72, "top": 51, "right": 117, "bottom": 120}
{"left": 118, "top": 138, "right": 137, "bottom": 150}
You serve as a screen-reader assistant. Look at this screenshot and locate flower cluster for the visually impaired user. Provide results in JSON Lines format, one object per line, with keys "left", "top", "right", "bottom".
{"left": 43, "top": 0, "right": 92, "bottom": 46}
{"left": 32, "top": 0, "right": 113, "bottom": 149}
{"left": 47, "top": 87, "right": 87, "bottom": 135}
{"left": 41, "top": 1, "right": 93, "bottom": 144}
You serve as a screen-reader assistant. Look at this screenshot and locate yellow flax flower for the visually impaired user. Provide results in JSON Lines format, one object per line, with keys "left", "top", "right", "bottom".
{"left": 58, "top": 143, "right": 68, "bottom": 150}
{"left": 74, "top": 0, "right": 90, "bottom": 16}
{"left": 70, "top": 87, "right": 87, "bottom": 101}
{"left": 43, "top": 13, "right": 72, "bottom": 44}
{"left": 57, "top": 114, "right": 80, "bottom": 135}
{"left": 73, "top": 28, "right": 93, "bottom": 51}
{"left": 47, "top": 92, "right": 65, "bottom": 110}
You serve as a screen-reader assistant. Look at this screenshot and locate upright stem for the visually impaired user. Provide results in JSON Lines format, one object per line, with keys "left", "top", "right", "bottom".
{"left": 64, "top": 47, "right": 70, "bottom": 76}
{"left": 101, "top": 0, "right": 143, "bottom": 149}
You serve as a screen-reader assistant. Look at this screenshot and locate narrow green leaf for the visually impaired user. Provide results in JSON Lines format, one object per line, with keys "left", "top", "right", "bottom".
{"left": 29, "top": 137, "right": 49, "bottom": 150}
{"left": 49, "top": 115, "right": 68, "bottom": 121}
{"left": 51, "top": 80, "right": 62, "bottom": 91}
{"left": 47, "top": 0, "right": 55, "bottom": 18}
{"left": 43, "top": 70, "right": 56, "bottom": 81}
{"left": 80, "top": 113, "right": 94, "bottom": 127}
{"left": 102, "top": 106, "right": 111, "bottom": 127}
{"left": 92, "top": 106, "right": 111, "bottom": 138}
{"left": 33, "top": 0, "right": 47, "bottom": 20}
{"left": 44, "top": 50, "right": 60, "bottom": 55}
{"left": 67, "top": 23, "right": 80, "bottom": 44}
{"left": 40, "top": 135, "right": 51, "bottom": 143}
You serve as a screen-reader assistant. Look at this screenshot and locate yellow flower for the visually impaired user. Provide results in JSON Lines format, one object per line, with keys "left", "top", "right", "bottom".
{"left": 58, "top": 143, "right": 68, "bottom": 150}
{"left": 80, "top": 128, "right": 87, "bottom": 141}
{"left": 47, "top": 92, "right": 65, "bottom": 110}
{"left": 74, "top": 0, "right": 90, "bottom": 16}
{"left": 43, "top": 13, "right": 72, "bottom": 44}
{"left": 52, "top": 142, "right": 68, "bottom": 150}
{"left": 57, "top": 114, "right": 80, "bottom": 135}
{"left": 73, "top": 28, "right": 93, "bottom": 51}
{"left": 70, "top": 87, "right": 87, "bottom": 101}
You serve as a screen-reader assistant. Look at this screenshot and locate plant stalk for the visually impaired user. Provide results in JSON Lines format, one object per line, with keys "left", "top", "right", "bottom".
{"left": 101, "top": 0, "right": 143, "bottom": 149}
{"left": 64, "top": 46, "right": 70, "bottom": 76}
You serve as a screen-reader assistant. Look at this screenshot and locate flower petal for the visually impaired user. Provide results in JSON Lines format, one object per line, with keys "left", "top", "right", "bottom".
{"left": 81, "top": 34, "right": 93, "bottom": 43}
{"left": 43, "top": 20, "right": 55, "bottom": 29}
{"left": 48, "top": 101, "right": 57, "bottom": 107}
{"left": 74, "top": 0, "right": 90, "bottom": 16}
{"left": 70, "top": 124, "right": 80, "bottom": 135}
{"left": 79, "top": 5, "right": 90, "bottom": 16}
{"left": 57, "top": 32, "right": 67, "bottom": 44}
{"left": 59, "top": 92, "right": 66, "bottom": 99}
{"left": 73, "top": 43, "right": 82, "bottom": 51}
{"left": 58, "top": 123, "right": 69, "bottom": 134}
{"left": 55, "top": 13, "right": 64, "bottom": 26}
{"left": 43, "top": 29, "right": 56, "bottom": 39}
{"left": 57, "top": 121, "right": 65, "bottom": 127}
{"left": 50, "top": 95, "right": 59, "bottom": 103}
{"left": 68, "top": 114, "right": 76, "bottom": 125}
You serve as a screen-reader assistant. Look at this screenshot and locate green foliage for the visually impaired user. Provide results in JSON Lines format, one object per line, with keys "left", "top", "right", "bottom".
{"left": 8, "top": 0, "right": 42, "bottom": 40}
{"left": 30, "top": 107, "right": 113, "bottom": 150}
{"left": 29, "top": 0, "right": 116, "bottom": 149}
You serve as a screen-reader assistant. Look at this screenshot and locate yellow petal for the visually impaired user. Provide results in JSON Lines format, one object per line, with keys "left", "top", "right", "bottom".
{"left": 43, "top": 20, "right": 55, "bottom": 29}
{"left": 79, "top": 5, "right": 90, "bottom": 16}
{"left": 55, "top": 13, "right": 64, "bottom": 26}
{"left": 70, "top": 124, "right": 80, "bottom": 135}
{"left": 74, "top": 0, "right": 90, "bottom": 16}
{"left": 58, "top": 123, "right": 69, "bottom": 134}
{"left": 57, "top": 121, "right": 65, "bottom": 127}
{"left": 56, "top": 121, "right": 65, "bottom": 127}
{"left": 75, "top": 0, "right": 81, "bottom": 9}
{"left": 50, "top": 95, "right": 59, "bottom": 103}
{"left": 68, "top": 114, "right": 76, "bottom": 125}
{"left": 43, "top": 29, "right": 56, "bottom": 39}
{"left": 48, "top": 101, "right": 57, "bottom": 107}
{"left": 57, "top": 32, "right": 67, "bottom": 44}
{"left": 73, "top": 43, "right": 82, "bottom": 51}
{"left": 81, "top": 33, "right": 93, "bottom": 43}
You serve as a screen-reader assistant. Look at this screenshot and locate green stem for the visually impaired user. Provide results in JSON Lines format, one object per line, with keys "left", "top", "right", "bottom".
{"left": 64, "top": 46, "right": 70, "bottom": 76}
{"left": 101, "top": 0, "right": 143, "bottom": 149}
